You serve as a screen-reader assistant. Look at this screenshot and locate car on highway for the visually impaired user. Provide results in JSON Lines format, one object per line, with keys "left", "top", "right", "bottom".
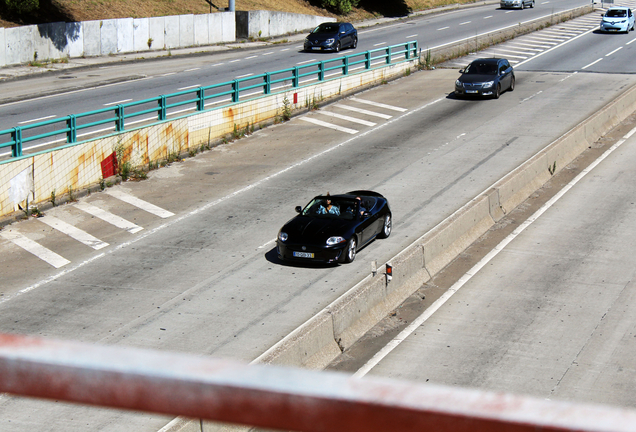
{"left": 304, "top": 22, "right": 358, "bottom": 53}
{"left": 454, "top": 58, "right": 515, "bottom": 99}
{"left": 277, "top": 191, "right": 391, "bottom": 264}
{"left": 500, "top": 0, "right": 534, "bottom": 9}
{"left": 599, "top": 7, "right": 635, "bottom": 33}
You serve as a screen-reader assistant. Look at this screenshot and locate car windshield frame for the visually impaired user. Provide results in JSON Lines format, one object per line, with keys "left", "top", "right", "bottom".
{"left": 464, "top": 61, "right": 498, "bottom": 75}
{"left": 302, "top": 197, "right": 357, "bottom": 220}
{"left": 606, "top": 9, "right": 627, "bottom": 17}
{"left": 312, "top": 23, "right": 340, "bottom": 34}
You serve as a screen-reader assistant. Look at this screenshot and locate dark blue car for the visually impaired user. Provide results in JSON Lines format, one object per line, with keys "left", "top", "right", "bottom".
{"left": 304, "top": 22, "right": 358, "bottom": 53}
{"left": 454, "top": 58, "right": 515, "bottom": 99}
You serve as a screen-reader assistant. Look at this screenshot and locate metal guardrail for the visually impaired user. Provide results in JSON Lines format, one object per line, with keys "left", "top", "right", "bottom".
{"left": 1, "top": 333, "right": 635, "bottom": 432}
{"left": 0, "top": 41, "right": 418, "bottom": 161}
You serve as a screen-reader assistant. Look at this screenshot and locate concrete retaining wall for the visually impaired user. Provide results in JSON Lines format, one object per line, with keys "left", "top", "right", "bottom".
{"left": 0, "top": 9, "right": 336, "bottom": 67}
{"left": 0, "top": 12, "right": 235, "bottom": 67}
{"left": 235, "top": 10, "right": 335, "bottom": 39}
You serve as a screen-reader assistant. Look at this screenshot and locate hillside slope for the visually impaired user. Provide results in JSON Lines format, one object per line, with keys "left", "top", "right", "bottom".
{"left": 0, "top": 0, "right": 469, "bottom": 30}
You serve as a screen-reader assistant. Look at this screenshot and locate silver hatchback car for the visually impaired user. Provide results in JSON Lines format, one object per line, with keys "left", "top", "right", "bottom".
{"left": 500, "top": 0, "right": 534, "bottom": 9}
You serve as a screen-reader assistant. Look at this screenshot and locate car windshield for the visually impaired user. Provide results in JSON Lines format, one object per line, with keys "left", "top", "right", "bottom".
{"left": 464, "top": 62, "right": 498, "bottom": 75}
{"left": 312, "top": 23, "right": 339, "bottom": 34}
{"left": 302, "top": 198, "right": 357, "bottom": 220}
{"left": 606, "top": 9, "right": 627, "bottom": 17}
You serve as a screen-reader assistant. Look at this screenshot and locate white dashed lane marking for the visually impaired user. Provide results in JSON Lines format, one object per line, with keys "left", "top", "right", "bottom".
{"left": 349, "top": 97, "right": 408, "bottom": 112}
{"left": 299, "top": 117, "right": 358, "bottom": 134}
{"left": 337, "top": 104, "right": 392, "bottom": 119}
{"left": 105, "top": 190, "right": 175, "bottom": 218}
{"left": 75, "top": 202, "right": 143, "bottom": 234}
{"left": 39, "top": 216, "right": 109, "bottom": 250}
{"left": 315, "top": 110, "right": 377, "bottom": 126}
{"left": 1, "top": 230, "right": 70, "bottom": 268}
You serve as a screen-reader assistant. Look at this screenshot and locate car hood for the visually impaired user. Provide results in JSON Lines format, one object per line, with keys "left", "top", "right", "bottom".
{"left": 458, "top": 74, "right": 498, "bottom": 84}
{"left": 282, "top": 217, "right": 352, "bottom": 243}
{"left": 307, "top": 32, "right": 338, "bottom": 41}
{"left": 602, "top": 17, "right": 627, "bottom": 23}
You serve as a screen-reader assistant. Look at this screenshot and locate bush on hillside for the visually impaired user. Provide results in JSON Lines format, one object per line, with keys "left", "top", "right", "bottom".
{"left": 321, "top": 0, "right": 360, "bottom": 14}
{"left": 4, "top": 0, "right": 40, "bottom": 15}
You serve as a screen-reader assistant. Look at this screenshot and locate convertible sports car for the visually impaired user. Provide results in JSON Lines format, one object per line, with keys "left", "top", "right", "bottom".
{"left": 277, "top": 191, "right": 392, "bottom": 264}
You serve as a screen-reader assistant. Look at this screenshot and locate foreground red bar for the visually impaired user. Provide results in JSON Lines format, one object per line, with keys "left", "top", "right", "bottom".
{"left": 0, "top": 333, "right": 634, "bottom": 432}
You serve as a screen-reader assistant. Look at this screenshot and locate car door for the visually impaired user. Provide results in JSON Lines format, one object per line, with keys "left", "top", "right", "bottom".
{"left": 340, "top": 24, "right": 350, "bottom": 47}
{"left": 630, "top": 9, "right": 635, "bottom": 30}
{"left": 358, "top": 199, "right": 382, "bottom": 245}
{"left": 498, "top": 60, "right": 511, "bottom": 89}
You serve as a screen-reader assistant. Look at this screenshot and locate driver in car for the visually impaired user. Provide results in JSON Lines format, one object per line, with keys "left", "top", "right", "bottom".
{"left": 318, "top": 195, "right": 340, "bottom": 215}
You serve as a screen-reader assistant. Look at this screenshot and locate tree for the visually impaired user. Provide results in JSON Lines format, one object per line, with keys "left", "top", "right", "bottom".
{"left": 321, "top": 0, "right": 360, "bottom": 15}
{"left": 4, "top": 0, "right": 40, "bottom": 15}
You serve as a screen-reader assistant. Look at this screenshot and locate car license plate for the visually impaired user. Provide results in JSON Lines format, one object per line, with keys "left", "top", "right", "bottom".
{"left": 312, "top": 47, "right": 321, "bottom": 50}
{"left": 293, "top": 251, "right": 314, "bottom": 258}
{"left": 466, "top": 90, "right": 478, "bottom": 94}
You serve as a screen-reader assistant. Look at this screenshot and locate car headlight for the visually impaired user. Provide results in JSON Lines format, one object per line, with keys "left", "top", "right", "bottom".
{"left": 278, "top": 232, "right": 288, "bottom": 242}
{"left": 483, "top": 81, "right": 494, "bottom": 88}
{"left": 455, "top": 80, "right": 463, "bottom": 87}
{"left": 326, "top": 236, "right": 346, "bottom": 246}
{"left": 325, "top": 38, "right": 335, "bottom": 44}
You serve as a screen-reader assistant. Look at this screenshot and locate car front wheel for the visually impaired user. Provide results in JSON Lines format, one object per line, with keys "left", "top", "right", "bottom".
{"left": 335, "top": 41, "right": 341, "bottom": 52}
{"left": 378, "top": 214, "right": 392, "bottom": 239}
{"left": 494, "top": 84, "right": 501, "bottom": 99}
{"left": 343, "top": 237, "right": 357, "bottom": 263}
{"left": 509, "top": 76, "right": 515, "bottom": 92}
{"left": 352, "top": 37, "right": 358, "bottom": 49}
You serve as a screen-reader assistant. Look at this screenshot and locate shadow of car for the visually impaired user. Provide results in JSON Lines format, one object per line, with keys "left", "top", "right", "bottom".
{"left": 304, "top": 22, "right": 358, "bottom": 53}
{"left": 454, "top": 58, "right": 515, "bottom": 99}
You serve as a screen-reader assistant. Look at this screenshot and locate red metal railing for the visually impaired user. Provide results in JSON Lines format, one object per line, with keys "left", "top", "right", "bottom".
{"left": 0, "top": 333, "right": 634, "bottom": 432}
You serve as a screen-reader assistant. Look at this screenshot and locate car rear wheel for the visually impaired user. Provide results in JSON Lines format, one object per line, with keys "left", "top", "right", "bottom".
{"left": 494, "top": 84, "right": 501, "bottom": 99}
{"left": 343, "top": 237, "right": 357, "bottom": 263}
{"left": 378, "top": 214, "right": 392, "bottom": 239}
{"left": 509, "top": 76, "right": 515, "bottom": 92}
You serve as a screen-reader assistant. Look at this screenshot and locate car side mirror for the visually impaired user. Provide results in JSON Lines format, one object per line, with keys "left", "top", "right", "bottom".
{"left": 295, "top": 206, "right": 302, "bottom": 213}
{"left": 361, "top": 211, "right": 370, "bottom": 219}
{"left": 459, "top": 69, "right": 464, "bottom": 73}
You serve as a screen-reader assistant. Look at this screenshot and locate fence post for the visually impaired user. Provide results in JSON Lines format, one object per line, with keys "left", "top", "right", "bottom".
{"left": 11, "top": 127, "right": 22, "bottom": 158}
{"left": 197, "top": 88, "right": 205, "bottom": 111}
{"left": 319, "top": 62, "right": 325, "bottom": 81}
{"left": 343, "top": 56, "right": 349, "bottom": 75}
{"left": 232, "top": 80, "right": 240, "bottom": 103}
{"left": 66, "top": 115, "right": 77, "bottom": 143}
{"left": 158, "top": 95, "right": 167, "bottom": 121}
{"left": 293, "top": 67, "right": 299, "bottom": 88}
{"left": 115, "top": 105, "right": 125, "bottom": 132}
{"left": 264, "top": 73, "right": 271, "bottom": 94}
{"left": 366, "top": 51, "right": 371, "bottom": 69}
{"left": 386, "top": 46, "right": 392, "bottom": 65}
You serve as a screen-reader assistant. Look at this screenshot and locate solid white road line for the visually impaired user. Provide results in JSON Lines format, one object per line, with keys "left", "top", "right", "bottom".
{"left": 39, "top": 216, "right": 109, "bottom": 250}
{"left": 606, "top": 47, "right": 623, "bottom": 56}
{"left": 350, "top": 97, "right": 407, "bottom": 112}
{"left": 299, "top": 117, "right": 358, "bottom": 134}
{"left": 74, "top": 202, "right": 143, "bottom": 234}
{"left": 316, "top": 110, "right": 376, "bottom": 126}
{"left": 337, "top": 104, "right": 392, "bottom": 119}
{"left": 105, "top": 190, "right": 175, "bottom": 218}
{"left": 1, "top": 230, "right": 70, "bottom": 268}
{"left": 353, "top": 124, "right": 636, "bottom": 379}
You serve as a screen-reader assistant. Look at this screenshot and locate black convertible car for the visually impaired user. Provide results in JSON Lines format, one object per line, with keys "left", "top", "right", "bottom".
{"left": 277, "top": 191, "right": 392, "bottom": 264}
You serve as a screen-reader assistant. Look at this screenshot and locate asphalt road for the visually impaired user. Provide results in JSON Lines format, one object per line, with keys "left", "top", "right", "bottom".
{"left": 0, "top": 0, "right": 591, "bottom": 152}
{"left": 2, "top": 4, "right": 636, "bottom": 430}
{"left": 349, "top": 108, "right": 636, "bottom": 410}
